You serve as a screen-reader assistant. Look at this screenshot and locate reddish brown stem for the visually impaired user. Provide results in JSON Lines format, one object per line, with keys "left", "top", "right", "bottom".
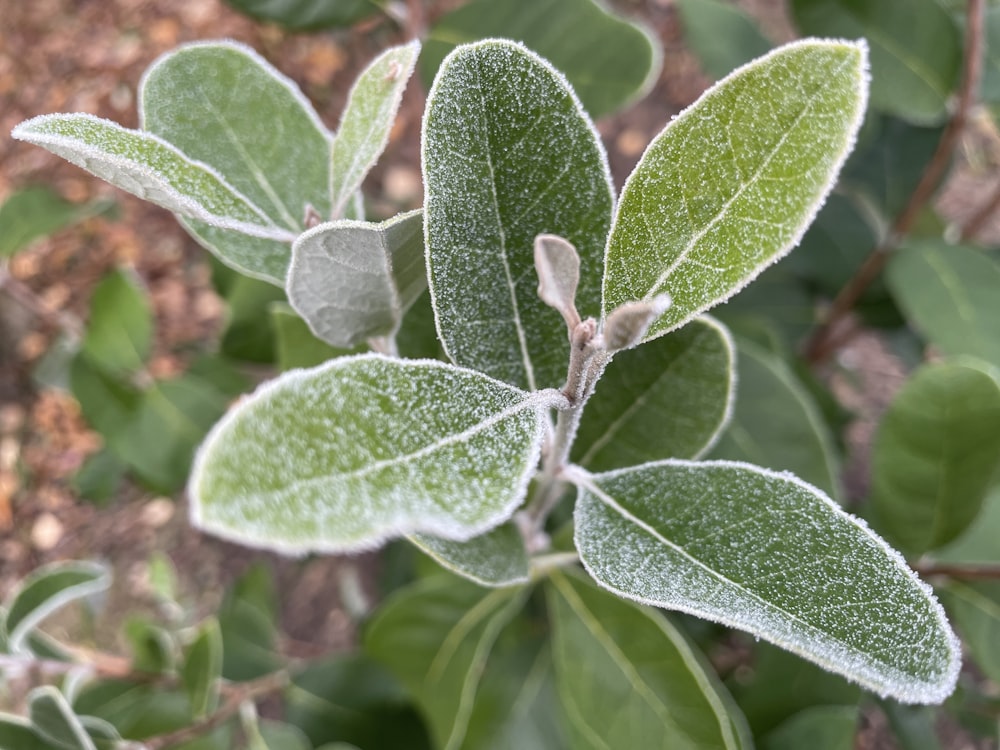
{"left": 914, "top": 561, "right": 1000, "bottom": 581}
{"left": 804, "top": 0, "right": 985, "bottom": 365}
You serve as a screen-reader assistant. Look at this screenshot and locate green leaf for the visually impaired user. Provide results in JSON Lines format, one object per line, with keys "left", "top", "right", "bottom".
{"left": 250, "top": 718, "right": 311, "bottom": 750}
{"left": 423, "top": 39, "right": 614, "bottom": 390}
{"left": 124, "top": 617, "right": 174, "bottom": 674}
{"left": 190, "top": 355, "right": 558, "bottom": 553}
{"left": 69, "top": 354, "right": 140, "bottom": 444}
{"left": 29, "top": 687, "right": 97, "bottom": 750}
{"left": 880, "top": 702, "right": 943, "bottom": 750}
{"left": 570, "top": 460, "right": 961, "bottom": 703}
{"left": 81, "top": 268, "right": 152, "bottom": 376}
{"left": 330, "top": 41, "right": 420, "bottom": 217}
{"left": 72, "top": 449, "right": 126, "bottom": 505}
{"left": 940, "top": 581, "right": 1000, "bottom": 685}
{"left": 181, "top": 619, "right": 223, "bottom": 718}
{"left": 285, "top": 654, "right": 430, "bottom": 749}
{"left": 547, "top": 569, "right": 749, "bottom": 749}
{"left": 572, "top": 316, "right": 735, "bottom": 471}
{"left": 223, "top": 0, "right": 383, "bottom": 29}
{"left": 603, "top": 39, "right": 868, "bottom": 341}
{"left": 791, "top": 0, "right": 960, "bottom": 124}
{"left": 0, "top": 186, "right": 113, "bottom": 258}
{"left": 982, "top": 7, "right": 1000, "bottom": 107}
{"left": 931, "top": 484, "right": 1000, "bottom": 564}
{"left": 270, "top": 304, "right": 355, "bottom": 371}
{"left": 420, "top": 0, "right": 659, "bottom": 118}
{"left": 886, "top": 242, "right": 1000, "bottom": 369}
{"left": 871, "top": 363, "right": 1000, "bottom": 555}
{"left": 11, "top": 115, "right": 291, "bottom": 244}
{"left": 218, "top": 564, "right": 280, "bottom": 682}
{"left": 216, "top": 270, "right": 286, "bottom": 362}
{"left": 364, "top": 575, "right": 530, "bottom": 749}
{"left": 3, "top": 561, "right": 111, "bottom": 655}
{"left": 709, "top": 338, "right": 841, "bottom": 500}
{"left": 184, "top": 218, "right": 291, "bottom": 287}
{"left": 676, "top": 0, "right": 772, "bottom": 80}
{"left": 760, "top": 705, "right": 857, "bottom": 750}
{"left": 287, "top": 210, "right": 424, "bottom": 348}
{"left": 0, "top": 715, "right": 63, "bottom": 750}
{"left": 409, "top": 522, "right": 530, "bottom": 588}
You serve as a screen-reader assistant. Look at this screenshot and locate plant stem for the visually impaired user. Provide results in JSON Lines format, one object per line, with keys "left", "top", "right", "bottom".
{"left": 914, "top": 561, "right": 1000, "bottom": 581}
{"left": 804, "top": 0, "right": 985, "bottom": 365}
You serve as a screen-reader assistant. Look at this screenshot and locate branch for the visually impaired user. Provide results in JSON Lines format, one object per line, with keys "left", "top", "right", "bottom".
{"left": 914, "top": 561, "right": 1000, "bottom": 581}
{"left": 804, "top": 0, "right": 985, "bottom": 365}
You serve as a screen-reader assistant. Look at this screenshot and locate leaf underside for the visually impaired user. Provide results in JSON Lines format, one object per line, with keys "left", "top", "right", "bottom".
{"left": 409, "top": 522, "right": 530, "bottom": 588}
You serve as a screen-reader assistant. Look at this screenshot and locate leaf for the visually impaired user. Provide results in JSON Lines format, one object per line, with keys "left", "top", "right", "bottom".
{"left": 69, "top": 355, "right": 140, "bottom": 445}
{"left": 870, "top": 363, "right": 1000, "bottom": 555}
{"left": 409, "top": 522, "right": 530, "bottom": 588}
{"left": 124, "top": 617, "right": 174, "bottom": 674}
{"left": 270, "top": 304, "right": 355, "bottom": 371}
{"left": 572, "top": 316, "right": 735, "bottom": 471}
{"left": 218, "top": 564, "right": 281, "bottom": 682}
{"left": 251, "top": 719, "right": 311, "bottom": 750}
{"left": 603, "top": 39, "right": 868, "bottom": 341}
{"left": 886, "top": 242, "right": 1000, "bottom": 369}
{"left": 180, "top": 619, "right": 223, "bottom": 718}
{"left": 791, "top": 0, "right": 961, "bottom": 124}
{"left": 423, "top": 39, "right": 614, "bottom": 390}
{"left": 939, "top": 581, "right": 1000, "bottom": 685}
{"left": 330, "top": 41, "right": 420, "bottom": 217}
{"left": 760, "top": 705, "right": 857, "bottom": 750}
{"left": 184, "top": 218, "right": 291, "bottom": 287}
{"left": 11, "top": 115, "right": 292, "bottom": 244}
{"left": 708, "top": 338, "right": 841, "bottom": 500}
{"left": 72, "top": 449, "right": 126, "bottom": 505}
{"left": 3, "top": 561, "right": 111, "bottom": 655}
{"left": 0, "top": 186, "right": 113, "bottom": 258}
{"left": 0, "top": 715, "right": 63, "bottom": 750}
{"left": 420, "top": 0, "right": 658, "bottom": 118}
{"left": 676, "top": 0, "right": 773, "bottom": 80}
{"left": 982, "top": 7, "right": 1000, "bottom": 108}
{"left": 190, "top": 354, "right": 558, "bottom": 553}
{"left": 931, "top": 484, "right": 1000, "bottom": 564}
{"left": 81, "top": 268, "right": 152, "bottom": 377}
{"left": 880, "top": 702, "right": 943, "bottom": 750}
{"left": 223, "top": 0, "right": 383, "bottom": 30}
{"left": 546, "top": 569, "right": 749, "bottom": 750}
{"left": 285, "top": 654, "right": 430, "bottom": 749}
{"left": 570, "top": 460, "right": 961, "bottom": 703}
{"left": 287, "top": 210, "right": 425, "bottom": 348}
{"left": 215, "top": 269, "right": 286, "bottom": 363}
{"left": 28, "top": 687, "right": 97, "bottom": 750}
{"left": 364, "top": 574, "right": 530, "bottom": 749}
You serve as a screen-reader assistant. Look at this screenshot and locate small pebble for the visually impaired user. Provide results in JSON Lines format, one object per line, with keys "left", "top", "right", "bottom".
{"left": 31, "top": 513, "right": 64, "bottom": 551}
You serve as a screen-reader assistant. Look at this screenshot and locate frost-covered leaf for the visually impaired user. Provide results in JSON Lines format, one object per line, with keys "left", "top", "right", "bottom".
{"left": 677, "top": 0, "right": 772, "bottom": 80}
{"left": 534, "top": 234, "right": 582, "bottom": 330}
{"left": 364, "top": 575, "right": 531, "bottom": 750}
{"left": 547, "top": 569, "right": 750, "bottom": 750}
{"left": 184, "top": 218, "right": 291, "bottom": 287}
{"left": 409, "top": 522, "right": 530, "bottom": 588}
{"left": 4, "top": 561, "right": 111, "bottom": 656}
{"left": 871, "top": 363, "right": 1000, "bottom": 556}
{"left": 791, "top": 0, "right": 960, "bottom": 124}
{"left": 330, "top": 41, "right": 420, "bottom": 217}
{"left": 11, "top": 115, "right": 291, "bottom": 243}
{"left": 190, "top": 355, "right": 558, "bottom": 553}
{"left": 420, "top": 0, "right": 659, "bottom": 118}
{"left": 571, "top": 460, "right": 961, "bottom": 703}
{"left": 760, "top": 706, "right": 857, "bottom": 750}
{"left": 29, "top": 687, "right": 97, "bottom": 750}
{"left": 709, "top": 338, "right": 842, "bottom": 500}
{"left": 572, "top": 316, "right": 735, "bottom": 471}
{"left": 603, "top": 39, "right": 868, "bottom": 341}
{"left": 424, "top": 40, "right": 614, "bottom": 390}
{"left": 0, "top": 186, "right": 113, "bottom": 258}
{"left": 224, "top": 0, "right": 382, "bottom": 30}
{"left": 886, "top": 242, "right": 1000, "bottom": 369}
{"left": 287, "top": 210, "right": 424, "bottom": 348}
{"left": 80, "top": 268, "right": 152, "bottom": 377}
{"left": 180, "top": 619, "right": 223, "bottom": 718}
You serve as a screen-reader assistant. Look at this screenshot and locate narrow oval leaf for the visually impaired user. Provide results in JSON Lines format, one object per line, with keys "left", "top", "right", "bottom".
{"left": 183, "top": 218, "right": 291, "bottom": 286}
{"left": 708, "top": 337, "right": 842, "bottom": 501}
{"left": 331, "top": 41, "right": 420, "bottom": 217}
{"left": 0, "top": 186, "right": 113, "bottom": 258}
{"left": 572, "top": 316, "right": 735, "bottom": 471}
{"left": 677, "top": 0, "right": 772, "bottom": 80}
{"left": 409, "top": 522, "right": 530, "bottom": 588}
{"left": 4, "top": 561, "right": 111, "bottom": 655}
{"left": 287, "top": 210, "right": 424, "bottom": 348}
{"left": 28, "top": 687, "right": 97, "bottom": 750}
{"left": 364, "top": 575, "right": 530, "bottom": 750}
{"left": 871, "top": 363, "right": 1000, "bottom": 556}
{"left": 81, "top": 268, "right": 152, "bottom": 377}
{"left": 11, "top": 114, "right": 290, "bottom": 242}
{"left": 791, "top": 0, "right": 960, "bottom": 124}
{"left": 760, "top": 705, "right": 857, "bottom": 750}
{"left": 603, "top": 39, "right": 868, "bottom": 341}
{"left": 424, "top": 39, "right": 614, "bottom": 390}
{"left": 547, "top": 569, "right": 750, "bottom": 750}
{"left": 190, "top": 355, "right": 558, "bottom": 553}
{"left": 886, "top": 242, "right": 1000, "bottom": 369}
{"left": 419, "top": 0, "right": 659, "bottom": 118}
{"left": 181, "top": 619, "right": 223, "bottom": 719}
{"left": 223, "top": 0, "right": 382, "bottom": 30}
{"left": 571, "top": 460, "right": 961, "bottom": 703}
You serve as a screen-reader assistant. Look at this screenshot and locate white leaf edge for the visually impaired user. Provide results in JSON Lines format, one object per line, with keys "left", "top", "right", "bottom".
{"left": 601, "top": 37, "right": 871, "bottom": 336}
{"left": 566, "top": 459, "right": 962, "bottom": 704}
{"left": 28, "top": 685, "right": 98, "bottom": 750}
{"left": 187, "top": 353, "right": 567, "bottom": 555}
{"left": 408, "top": 525, "right": 531, "bottom": 588}
{"left": 330, "top": 39, "right": 421, "bottom": 217}
{"left": 4, "top": 560, "right": 112, "bottom": 656}
{"left": 11, "top": 113, "right": 296, "bottom": 243}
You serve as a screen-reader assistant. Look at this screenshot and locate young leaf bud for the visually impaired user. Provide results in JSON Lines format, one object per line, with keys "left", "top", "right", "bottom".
{"left": 535, "top": 233, "right": 582, "bottom": 332}
{"left": 602, "top": 294, "right": 671, "bottom": 352}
